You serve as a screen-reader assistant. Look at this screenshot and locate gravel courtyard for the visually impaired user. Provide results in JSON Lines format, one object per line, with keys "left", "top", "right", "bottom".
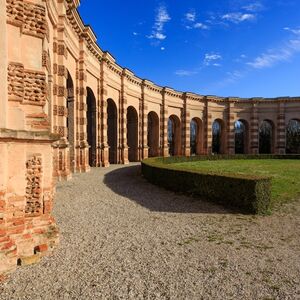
{"left": 0, "top": 164, "right": 299, "bottom": 299}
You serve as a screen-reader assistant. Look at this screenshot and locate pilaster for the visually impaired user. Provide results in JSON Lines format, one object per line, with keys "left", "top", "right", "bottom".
{"left": 100, "top": 57, "right": 110, "bottom": 167}
{"left": 250, "top": 102, "right": 259, "bottom": 154}
{"left": 276, "top": 102, "right": 286, "bottom": 154}
{"left": 227, "top": 100, "right": 235, "bottom": 154}
{"left": 182, "top": 93, "right": 191, "bottom": 156}
{"left": 161, "top": 88, "right": 169, "bottom": 157}
{"left": 120, "top": 69, "right": 129, "bottom": 164}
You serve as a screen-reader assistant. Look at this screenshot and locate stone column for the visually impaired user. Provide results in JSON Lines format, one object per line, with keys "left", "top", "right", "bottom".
{"left": 182, "top": 93, "right": 191, "bottom": 156}
{"left": 250, "top": 102, "right": 259, "bottom": 154}
{"left": 53, "top": 19, "right": 71, "bottom": 179}
{"left": 96, "top": 79, "right": 101, "bottom": 166}
{"left": 77, "top": 36, "right": 90, "bottom": 172}
{"left": 141, "top": 81, "right": 149, "bottom": 159}
{"left": 204, "top": 97, "right": 212, "bottom": 154}
{"left": 120, "top": 69, "right": 129, "bottom": 164}
{"left": 0, "top": 0, "right": 7, "bottom": 128}
{"left": 227, "top": 100, "right": 235, "bottom": 154}
{"left": 100, "top": 57, "right": 110, "bottom": 167}
{"left": 276, "top": 102, "right": 286, "bottom": 154}
{"left": 161, "top": 88, "right": 169, "bottom": 157}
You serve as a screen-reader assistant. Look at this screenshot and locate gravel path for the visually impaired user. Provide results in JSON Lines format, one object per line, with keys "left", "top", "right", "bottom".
{"left": 0, "top": 164, "right": 300, "bottom": 300}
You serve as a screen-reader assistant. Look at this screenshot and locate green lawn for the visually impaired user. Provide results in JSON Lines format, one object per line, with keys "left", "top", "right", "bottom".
{"left": 171, "top": 159, "right": 300, "bottom": 209}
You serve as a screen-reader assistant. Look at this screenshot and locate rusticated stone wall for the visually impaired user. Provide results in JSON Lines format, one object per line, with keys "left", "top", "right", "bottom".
{"left": 0, "top": 0, "right": 299, "bottom": 276}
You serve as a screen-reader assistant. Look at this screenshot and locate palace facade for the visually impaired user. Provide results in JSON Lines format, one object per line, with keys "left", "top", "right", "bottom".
{"left": 0, "top": 0, "right": 299, "bottom": 274}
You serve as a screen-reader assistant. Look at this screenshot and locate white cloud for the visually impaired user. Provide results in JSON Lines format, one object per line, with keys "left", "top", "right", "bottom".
{"left": 204, "top": 53, "right": 222, "bottom": 66}
{"left": 161, "top": 47, "right": 165, "bottom": 51}
{"left": 247, "top": 31, "right": 300, "bottom": 69}
{"left": 284, "top": 27, "right": 300, "bottom": 35}
{"left": 185, "top": 12, "right": 196, "bottom": 22}
{"left": 222, "top": 13, "right": 256, "bottom": 23}
{"left": 184, "top": 10, "right": 209, "bottom": 30}
{"left": 243, "top": 2, "right": 264, "bottom": 12}
{"left": 175, "top": 70, "right": 198, "bottom": 76}
{"left": 193, "top": 22, "right": 209, "bottom": 30}
{"left": 133, "top": 32, "right": 138, "bottom": 36}
{"left": 148, "top": 5, "right": 171, "bottom": 41}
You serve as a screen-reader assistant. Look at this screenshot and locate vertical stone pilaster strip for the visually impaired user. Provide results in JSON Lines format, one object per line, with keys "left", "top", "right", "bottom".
{"left": 161, "top": 89, "right": 169, "bottom": 157}
{"left": 204, "top": 97, "right": 212, "bottom": 154}
{"left": 96, "top": 78, "right": 101, "bottom": 166}
{"left": 100, "top": 58, "right": 110, "bottom": 167}
{"left": 78, "top": 37, "right": 89, "bottom": 172}
{"left": 120, "top": 70, "right": 129, "bottom": 164}
{"left": 276, "top": 101, "right": 286, "bottom": 154}
{"left": 53, "top": 20, "right": 70, "bottom": 179}
{"left": 141, "top": 81, "right": 149, "bottom": 159}
{"left": 182, "top": 93, "right": 191, "bottom": 156}
{"left": 250, "top": 102, "right": 259, "bottom": 154}
{"left": 227, "top": 99, "right": 235, "bottom": 154}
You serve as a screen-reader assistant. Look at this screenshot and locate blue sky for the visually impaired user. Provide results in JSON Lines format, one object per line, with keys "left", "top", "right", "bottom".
{"left": 79, "top": 0, "right": 300, "bottom": 98}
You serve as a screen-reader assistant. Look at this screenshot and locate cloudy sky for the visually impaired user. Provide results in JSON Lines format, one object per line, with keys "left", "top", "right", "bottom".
{"left": 79, "top": 0, "right": 300, "bottom": 98}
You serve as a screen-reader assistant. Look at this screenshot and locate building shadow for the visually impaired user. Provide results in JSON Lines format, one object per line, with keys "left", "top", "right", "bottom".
{"left": 103, "top": 164, "right": 237, "bottom": 214}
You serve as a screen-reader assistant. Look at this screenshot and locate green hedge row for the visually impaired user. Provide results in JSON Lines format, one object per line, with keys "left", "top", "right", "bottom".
{"left": 141, "top": 157, "right": 276, "bottom": 214}
{"left": 158, "top": 154, "right": 300, "bottom": 165}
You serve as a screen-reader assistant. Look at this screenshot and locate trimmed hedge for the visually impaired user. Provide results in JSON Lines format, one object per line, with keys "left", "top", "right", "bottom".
{"left": 141, "top": 156, "right": 278, "bottom": 214}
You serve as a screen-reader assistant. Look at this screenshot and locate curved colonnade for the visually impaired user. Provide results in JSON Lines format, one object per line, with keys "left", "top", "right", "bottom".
{"left": 0, "top": 0, "right": 300, "bottom": 274}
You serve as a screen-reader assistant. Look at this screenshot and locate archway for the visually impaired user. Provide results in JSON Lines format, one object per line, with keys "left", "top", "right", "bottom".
{"left": 168, "top": 115, "right": 181, "bottom": 156}
{"left": 147, "top": 111, "right": 159, "bottom": 157}
{"left": 190, "top": 118, "right": 203, "bottom": 155}
{"left": 286, "top": 119, "right": 300, "bottom": 154}
{"left": 234, "top": 119, "right": 249, "bottom": 154}
{"left": 127, "top": 106, "right": 138, "bottom": 162}
{"left": 86, "top": 87, "right": 97, "bottom": 167}
{"left": 212, "top": 119, "right": 225, "bottom": 154}
{"left": 66, "top": 72, "right": 75, "bottom": 171}
{"left": 259, "top": 120, "right": 274, "bottom": 154}
{"left": 107, "top": 99, "right": 118, "bottom": 164}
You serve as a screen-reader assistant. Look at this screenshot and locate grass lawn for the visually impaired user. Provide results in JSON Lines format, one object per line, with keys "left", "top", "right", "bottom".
{"left": 171, "top": 159, "right": 300, "bottom": 209}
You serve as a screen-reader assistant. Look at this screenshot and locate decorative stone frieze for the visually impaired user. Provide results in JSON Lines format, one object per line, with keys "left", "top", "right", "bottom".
{"left": 7, "top": 0, "right": 47, "bottom": 39}
{"left": 23, "top": 70, "right": 47, "bottom": 104}
{"left": 8, "top": 62, "right": 24, "bottom": 101}
{"left": 25, "top": 155, "right": 43, "bottom": 216}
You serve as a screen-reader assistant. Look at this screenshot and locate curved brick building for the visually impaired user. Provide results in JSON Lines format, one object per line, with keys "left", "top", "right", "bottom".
{"left": 0, "top": 0, "right": 299, "bottom": 274}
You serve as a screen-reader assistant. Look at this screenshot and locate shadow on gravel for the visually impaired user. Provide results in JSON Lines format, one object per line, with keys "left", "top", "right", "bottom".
{"left": 104, "top": 164, "right": 234, "bottom": 214}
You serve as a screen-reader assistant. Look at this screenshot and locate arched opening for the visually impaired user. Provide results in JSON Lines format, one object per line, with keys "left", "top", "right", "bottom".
{"left": 190, "top": 118, "right": 203, "bottom": 155}
{"left": 147, "top": 111, "right": 159, "bottom": 157}
{"left": 168, "top": 115, "right": 181, "bottom": 156}
{"left": 259, "top": 120, "right": 274, "bottom": 154}
{"left": 286, "top": 119, "right": 300, "bottom": 154}
{"left": 234, "top": 119, "right": 249, "bottom": 154}
{"left": 127, "top": 106, "right": 138, "bottom": 162}
{"left": 212, "top": 119, "right": 225, "bottom": 154}
{"left": 86, "top": 87, "right": 97, "bottom": 167}
{"left": 107, "top": 99, "right": 118, "bottom": 164}
{"left": 66, "top": 72, "right": 75, "bottom": 171}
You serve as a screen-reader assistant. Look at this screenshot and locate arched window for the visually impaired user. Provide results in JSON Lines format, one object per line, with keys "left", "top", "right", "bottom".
{"left": 286, "top": 119, "right": 300, "bottom": 154}
{"left": 259, "top": 120, "right": 274, "bottom": 154}
{"left": 234, "top": 120, "right": 249, "bottom": 154}
{"left": 147, "top": 111, "right": 159, "bottom": 157}
{"left": 127, "top": 106, "right": 139, "bottom": 162}
{"left": 212, "top": 119, "right": 225, "bottom": 154}
{"left": 107, "top": 99, "right": 118, "bottom": 164}
{"left": 168, "top": 115, "right": 181, "bottom": 156}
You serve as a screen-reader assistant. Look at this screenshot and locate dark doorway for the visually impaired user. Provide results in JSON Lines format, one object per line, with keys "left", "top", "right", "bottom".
{"left": 107, "top": 99, "right": 118, "bottom": 164}
{"left": 86, "top": 87, "right": 97, "bottom": 167}
{"left": 147, "top": 111, "right": 159, "bottom": 157}
{"left": 127, "top": 106, "right": 138, "bottom": 162}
